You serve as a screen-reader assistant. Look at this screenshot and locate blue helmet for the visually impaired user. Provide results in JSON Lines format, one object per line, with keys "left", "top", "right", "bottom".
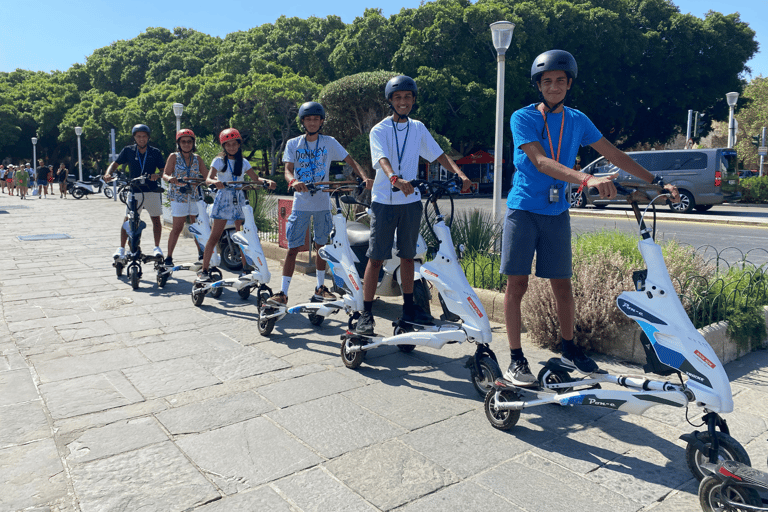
{"left": 385, "top": 75, "right": 418, "bottom": 100}
{"left": 131, "top": 124, "right": 151, "bottom": 136}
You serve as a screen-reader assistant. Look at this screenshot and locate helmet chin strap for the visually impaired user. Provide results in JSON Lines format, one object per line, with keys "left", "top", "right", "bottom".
{"left": 302, "top": 121, "right": 323, "bottom": 136}
{"left": 389, "top": 102, "right": 410, "bottom": 122}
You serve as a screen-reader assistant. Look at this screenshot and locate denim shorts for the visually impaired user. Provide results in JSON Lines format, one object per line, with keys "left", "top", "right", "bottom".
{"left": 366, "top": 201, "right": 422, "bottom": 261}
{"left": 286, "top": 210, "right": 332, "bottom": 248}
{"left": 170, "top": 200, "right": 199, "bottom": 218}
{"left": 499, "top": 209, "right": 572, "bottom": 278}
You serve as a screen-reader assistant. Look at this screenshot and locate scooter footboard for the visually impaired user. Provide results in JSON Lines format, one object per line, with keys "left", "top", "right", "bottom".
{"left": 378, "top": 329, "right": 466, "bottom": 350}
{"left": 555, "top": 388, "right": 688, "bottom": 414}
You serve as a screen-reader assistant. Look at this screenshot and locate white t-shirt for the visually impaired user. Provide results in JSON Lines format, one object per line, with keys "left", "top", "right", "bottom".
{"left": 283, "top": 134, "right": 348, "bottom": 211}
{"left": 369, "top": 117, "right": 443, "bottom": 205}
{"left": 210, "top": 156, "right": 252, "bottom": 183}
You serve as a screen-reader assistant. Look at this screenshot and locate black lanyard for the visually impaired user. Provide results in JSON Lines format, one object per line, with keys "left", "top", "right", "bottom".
{"left": 392, "top": 119, "right": 410, "bottom": 173}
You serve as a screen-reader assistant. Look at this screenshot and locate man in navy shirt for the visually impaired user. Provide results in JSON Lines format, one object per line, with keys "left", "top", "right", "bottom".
{"left": 104, "top": 124, "right": 165, "bottom": 261}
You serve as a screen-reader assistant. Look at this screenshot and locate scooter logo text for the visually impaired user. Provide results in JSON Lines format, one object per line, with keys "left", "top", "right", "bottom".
{"left": 467, "top": 297, "right": 483, "bottom": 318}
{"left": 348, "top": 274, "right": 359, "bottom": 291}
{"left": 694, "top": 350, "right": 716, "bottom": 369}
{"left": 423, "top": 269, "right": 438, "bottom": 278}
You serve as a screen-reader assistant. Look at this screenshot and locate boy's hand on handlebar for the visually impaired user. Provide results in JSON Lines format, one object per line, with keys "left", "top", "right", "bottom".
{"left": 588, "top": 172, "right": 620, "bottom": 199}
{"left": 263, "top": 179, "right": 276, "bottom": 191}
{"left": 213, "top": 181, "right": 224, "bottom": 190}
{"left": 458, "top": 175, "right": 472, "bottom": 193}
{"left": 291, "top": 180, "right": 309, "bottom": 193}
{"left": 664, "top": 184, "right": 681, "bottom": 203}
{"left": 363, "top": 177, "right": 374, "bottom": 190}
{"left": 149, "top": 173, "right": 160, "bottom": 181}
{"left": 394, "top": 177, "right": 415, "bottom": 196}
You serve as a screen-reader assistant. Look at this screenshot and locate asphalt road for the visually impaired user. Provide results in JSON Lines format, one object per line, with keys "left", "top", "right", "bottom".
{"left": 454, "top": 197, "right": 768, "bottom": 267}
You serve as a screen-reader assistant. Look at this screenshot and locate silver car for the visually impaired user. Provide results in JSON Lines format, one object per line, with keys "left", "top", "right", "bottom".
{"left": 570, "top": 148, "right": 741, "bottom": 213}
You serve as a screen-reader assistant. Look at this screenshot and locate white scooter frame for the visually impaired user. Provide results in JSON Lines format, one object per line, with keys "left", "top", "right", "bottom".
{"left": 190, "top": 182, "right": 286, "bottom": 335}
{"left": 484, "top": 184, "right": 745, "bottom": 481}
{"left": 339, "top": 178, "right": 501, "bottom": 397}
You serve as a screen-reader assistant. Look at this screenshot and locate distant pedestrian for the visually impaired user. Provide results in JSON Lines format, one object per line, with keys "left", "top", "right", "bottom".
{"left": 47, "top": 165, "right": 55, "bottom": 195}
{"left": 17, "top": 164, "right": 29, "bottom": 199}
{"left": 57, "top": 163, "right": 68, "bottom": 198}
{"left": 36, "top": 161, "right": 50, "bottom": 199}
{"left": 7, "top": 166, "right": 16, "bottom": 195}
{"left": 0, "top": 165, "right": 6, "bottom": 194}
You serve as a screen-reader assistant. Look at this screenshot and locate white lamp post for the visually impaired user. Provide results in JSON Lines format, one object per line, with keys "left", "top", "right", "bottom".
{"left": 75, "top": 126, "right": 83, "bottom": 181}
{"left": 31, "top": 137, "right": 37, "bottom": 177}
{"left": 173, "top": 103, "right": 184, "bottom": 133}
{"left": 490, "top": 21, "right": 515, "bottom": 226}
{"left": 726, "top": 92, "right": 739, "bottom": 149}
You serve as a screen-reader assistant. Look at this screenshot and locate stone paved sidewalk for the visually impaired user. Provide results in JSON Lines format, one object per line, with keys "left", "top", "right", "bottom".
{"left": 1, "top": 192, "right": 767, "bottom": 512}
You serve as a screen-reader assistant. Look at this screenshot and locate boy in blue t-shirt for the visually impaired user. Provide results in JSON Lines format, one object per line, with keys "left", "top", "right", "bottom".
{"left": 500, "top": 50, "right": 679, "bottom": 386}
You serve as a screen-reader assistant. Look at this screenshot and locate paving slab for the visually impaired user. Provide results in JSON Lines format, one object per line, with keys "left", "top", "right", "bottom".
{"left": 272, "top": 467, "right": 378, "bottom": 512}
{"left": 64, "top": 416, "right": 169, "bottom": 465}
{"left": 193, "top": 486, "right": 293, "bottom": 512}
{"left": 39, "top": 370, "right": 146, "bottom": 420}
{"left": 156, "top": 390, "right": 273, "bottom": 435}
{"left": 121, "top": 357, "right": 221, "bottom": 399}
{"left": 69, "top": 441, "right": 219, "bottom": 512}
{"left": 0, "top": 438, "right": 68, "bottom": 511}
{"left": 0, "top": 367, "right": 39, "bottom": 406}
{"left": 0, "top": 400, "right": 50, "bottom": 448}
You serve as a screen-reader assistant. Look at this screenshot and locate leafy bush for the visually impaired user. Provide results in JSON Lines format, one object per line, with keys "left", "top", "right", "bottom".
{"left": 522, "top": 231, "right": 712, "bottom": 352}
{"left": 462, "top": 252, "right": 504, "bottom": 291}
{"left": 451, "top": 208, "right": 500, "bottom": 257}
{"left": 738, "top": 175, "right": 768, "bottom": 203}
{"left": 247, "top": 187, "right": 277, "bottom": 232}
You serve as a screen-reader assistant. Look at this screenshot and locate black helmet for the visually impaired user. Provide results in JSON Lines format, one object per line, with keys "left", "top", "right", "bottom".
{"left": 131, "top": 124, "right": 151, "bottom": 136}
{"left": 298, "top": 102, "right": 325, "bottom": 121}
{"left": 530, "top": 50, "right": 578, "bottom": 86}
{"left": 385, "top": 75, "right": 418, "bottom": 100}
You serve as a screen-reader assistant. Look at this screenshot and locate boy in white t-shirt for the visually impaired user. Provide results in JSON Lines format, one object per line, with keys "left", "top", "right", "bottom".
{"left": 356, "top": 76, "right": 471, "bottom": 335}
{"left": 268, "top": 102, "right": 371, "bottom": 306}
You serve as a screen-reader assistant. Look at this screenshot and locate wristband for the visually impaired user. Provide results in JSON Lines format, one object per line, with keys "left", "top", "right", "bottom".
{"left": 576, "top": 175, "right": 591, "bottom": 194}
{"left": 390, "top": 175, "right": 398, "bottom": 185}
{"left": 289, "top": 178, "right": 297, "bottom": 187}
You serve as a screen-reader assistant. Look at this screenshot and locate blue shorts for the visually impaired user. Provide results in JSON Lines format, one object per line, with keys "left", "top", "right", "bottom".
{"left": 366, "top": 201, "right": 422, "bottom": 261}
{"left": 499, "top": 209, "right": 572, "bottom": 279}
{"left": 286, "top": 210, "right": 332, "bottom": 249}
{"left": 37, "top": 179, "right": 48, "bottom": 186}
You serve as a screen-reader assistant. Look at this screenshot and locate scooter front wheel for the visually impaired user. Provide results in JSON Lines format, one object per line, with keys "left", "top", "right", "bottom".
{"left": 484, "top": 389, "right": 521, "bottom": 430}
{"left": 115, "top": 262, "right": 124, "bottom": 278}
{"left": 341, "top": 335, "right": 365, "bottom": 369}
{"left": 157, "top": 270, "right": 169, "bottom": 288}
{"left": 686, "top": 432, "right": 751, "bottom": 481}
{"left": 698, "top": 475, "right": 761, "bottom": 512}
{"left": 238, "top": 287, "right": 251, "bottom": 300}
{"left": 71, "top": 188, "right": 85, "bottom": 199}
{"left": 257, "top": 290, "right": 276, "bottom": 336}
{"left": 471, "top": 356, "right": 502, "bottom": 397}
{"left": 191, "top": 283, "right": 206, "bottom": 307}
{"left": 129, "top": 265, "right": 140, "bottom": 289}
{"left": 104, "top": 187, "right": 114, "bottom": 199}
{"left": 393, "top": 324, "right": 415, "bottom": 353}
{"left": 210, "top": 269, "right": 223, "bottom": 299}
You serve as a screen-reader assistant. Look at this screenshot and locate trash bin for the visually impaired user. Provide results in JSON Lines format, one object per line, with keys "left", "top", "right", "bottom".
{"left": 278, "top": 198, "right": 309, "bottom": 251}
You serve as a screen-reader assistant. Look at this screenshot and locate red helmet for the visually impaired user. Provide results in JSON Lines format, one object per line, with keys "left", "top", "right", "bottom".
{"left": 219, "top": 128, "right": 241, "bottom": 144}
{"left": 176, "top": 129, "right": 195, "bottom": 142}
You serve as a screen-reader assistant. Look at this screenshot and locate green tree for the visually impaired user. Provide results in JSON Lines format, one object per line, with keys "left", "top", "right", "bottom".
{"left": 734, "top": 76, "right": 768, "bottom": 169}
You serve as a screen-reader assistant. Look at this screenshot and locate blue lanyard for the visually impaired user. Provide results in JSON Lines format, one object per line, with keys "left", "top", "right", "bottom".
{"left": 391, "top": 119, "right": 410, "bottom": 173}
{"left": 137, "top": 148, "right": 147, "bottom": 174}
{"left": 303, "top": 135, "right": 320, "bottom": 182}
{"left": 226, "top": 158, "right": 235, "bottom": 177}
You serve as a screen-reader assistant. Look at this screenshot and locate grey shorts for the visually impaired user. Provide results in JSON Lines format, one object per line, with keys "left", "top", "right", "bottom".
{"left": 367, "top": 201, "right": 422, "bottom": 261}
{"left": 286, "top": 210, "right": 332, "bottom": 249}
{"left": 499, "top": 209, "right": 572, "bottom": 279}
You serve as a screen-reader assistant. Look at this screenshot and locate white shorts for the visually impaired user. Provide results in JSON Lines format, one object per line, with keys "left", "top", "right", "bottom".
{"left": 170, "top": 200, "right": 199, "bottom": 218}
{"left": 125, "top": 192, "right": 162, "bottom": 217}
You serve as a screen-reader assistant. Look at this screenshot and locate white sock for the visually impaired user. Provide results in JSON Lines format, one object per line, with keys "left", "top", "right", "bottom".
{"left": 316, "top": 270, "right": 325, "bottom": 289}
{"left": 281, "top": 276, "right": 291, "bottom": 295}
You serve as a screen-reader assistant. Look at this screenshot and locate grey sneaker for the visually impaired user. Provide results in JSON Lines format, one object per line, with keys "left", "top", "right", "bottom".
{"left": 503, "top": 358, "right": 537, "bottom": 387}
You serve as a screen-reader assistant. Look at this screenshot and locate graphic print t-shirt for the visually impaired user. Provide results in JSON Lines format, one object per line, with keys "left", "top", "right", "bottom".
{"left": 283, "top": 134, "right": 348, "bottom": 211}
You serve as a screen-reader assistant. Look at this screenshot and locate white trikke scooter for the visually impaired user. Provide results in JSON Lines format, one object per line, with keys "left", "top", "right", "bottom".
{"left": 286, "top": 181, "right": 365, "bottom": 326}
{"left": 484, "top": 184, "right": 747, "bottom": 480}
{"left": 339, "top": 178, "right": 501, "bottom": 396}
{"left": 155, "top": 178, "right": 209, "bottom": 288}
{"left": 191, "top": 182, "right": 286, "bottom": 335}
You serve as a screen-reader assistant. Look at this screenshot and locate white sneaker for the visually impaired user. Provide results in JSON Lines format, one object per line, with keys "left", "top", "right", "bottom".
{"left": 153, "top": 246, "right": 163, "bottom": 258}
{"left": 503, "top": 358, "right": 537, "bottom": 387}
{"left": 113, "top": 247, "right": 125, "bottom": 260}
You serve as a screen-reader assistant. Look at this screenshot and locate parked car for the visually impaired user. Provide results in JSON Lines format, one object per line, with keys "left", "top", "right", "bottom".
{"left": 738, "top": 169, "right": 758, "bottom": 178}
{"left": 569, "top": 148, "right": 741, "bottom": 213}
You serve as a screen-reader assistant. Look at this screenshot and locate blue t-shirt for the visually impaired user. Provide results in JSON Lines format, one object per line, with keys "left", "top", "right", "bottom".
{"left": 508, "top": 104, "right": 602, "bottom": 215}
{"left": 115, "top": 144, "right": 164, "bottom": 193}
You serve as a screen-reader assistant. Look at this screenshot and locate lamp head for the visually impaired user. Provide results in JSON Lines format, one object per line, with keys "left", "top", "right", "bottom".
{"left": 31, "top": 137, "right": 37, "bottom": 145}
{"left": 726, "top": 92, "right": 739, "bottom": 107}
{"left": 490, "top": 21, "right": 515, "bottom": 55}
{"left": 173, "top": 103, "right": 184, "bottom": 117}
{"left": 75, "top": 126, "right": 82, "bottom": 136}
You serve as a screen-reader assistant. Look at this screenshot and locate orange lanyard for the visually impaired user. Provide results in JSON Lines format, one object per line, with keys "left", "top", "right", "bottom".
{"left": 540, "top": 109, "right": 565, "bottom": 163}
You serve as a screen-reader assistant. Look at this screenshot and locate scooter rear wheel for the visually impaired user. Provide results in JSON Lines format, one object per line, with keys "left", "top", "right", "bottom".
{"left": 157, "top": 270, "right": 169, "bottom": 288}
{"left": 210, "top": 269, "right": 224, "bottom": 298}
{"left": 698, "top": 475, "right": 761, "bottom": 512}
{"left": 471, "top": 356, "right": 502, "bottom": 397}
{"left": 238, "top": 287, "right": 251, "bottom": 300}
{"left": 191, "top": 283, "right": 206, "bottom": 307}
{"left": 115, "top": 262, "right": 124, "bottom": 278}
{"left": 129, "top": 265, "right": 140, "bottom": 289}
{"left": 484, "top": 389, "right": 521, "bottom": 430}
{"left": 537, "top": 367, "right": 574, "bottom": 395}
{"left": 393, "top": 324, "right": 415, "bottom": 353}
{"left": 341, "top": 335, "right": 365, "bottom": 369}
{"left": 686, "top": 432, "right": 751, "bottom": 481}
{"left": 71, "top": 188, "right": 84, "bottom": 199}
{"left": 257, "top": 290, "right": 276, "bottom": 336}
{"left": 308, "top": 311, "right": 325, "bottom": 326}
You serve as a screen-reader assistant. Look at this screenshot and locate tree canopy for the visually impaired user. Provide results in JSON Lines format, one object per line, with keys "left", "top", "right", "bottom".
{"left": 0, "top": 0, "right": 759, "bottom": 173}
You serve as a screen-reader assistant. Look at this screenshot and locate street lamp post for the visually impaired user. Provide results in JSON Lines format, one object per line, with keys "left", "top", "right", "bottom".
{"left": 173, "top": 103, "right": 184, "bottom": 133}
{"left": 490, "top": 20, "right": 515, "bottom": 226}
{"left": 31, "top": 137, "right": 37, "bottom": 177}
{"left": 726, "top": 92, "right": 739, "bottom": 149}
{"left": 75, "top": 126, "right": 83, "bottom": 181}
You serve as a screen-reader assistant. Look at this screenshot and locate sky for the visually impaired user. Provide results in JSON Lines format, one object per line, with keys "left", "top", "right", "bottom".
{"left": 1, "top": 0, "right": 766, "bottom": 78}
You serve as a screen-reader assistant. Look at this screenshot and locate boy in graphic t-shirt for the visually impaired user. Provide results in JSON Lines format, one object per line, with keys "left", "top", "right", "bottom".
{"left": 268, "top": 102, "right": 372, "bottom": 307}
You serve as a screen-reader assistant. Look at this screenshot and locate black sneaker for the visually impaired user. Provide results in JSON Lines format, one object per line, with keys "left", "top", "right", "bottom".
{"left": 196, "top": 269, "right": 211, "bottom": 283}
{"left": 356, "top": 311, "right": 375, "bottom": 336}
{"left": 401, "top": 307, "right": 434, "bottom": 326}
{"left": 164, "top": 256, "right": 173, "bottom": 266}
{"left": 503, "top": 358, "right": 537, "bottom": 387}
{"left": 561, "top": 345, "right": 599, "bottom": 374}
